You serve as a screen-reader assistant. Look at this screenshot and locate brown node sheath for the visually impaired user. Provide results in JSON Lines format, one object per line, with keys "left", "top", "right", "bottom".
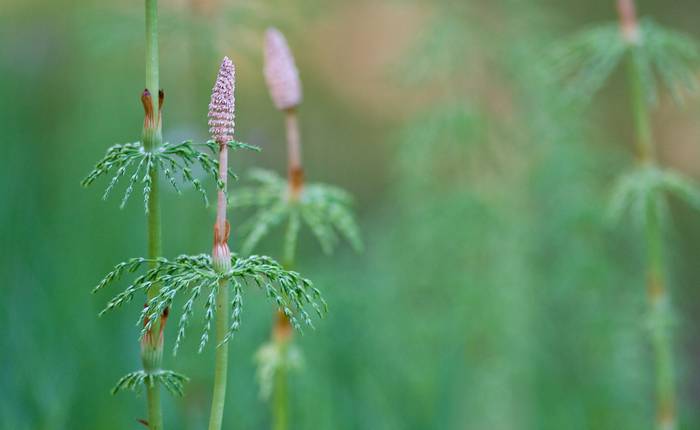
{"left": 213, "top": 220, "right": 231, "bottom": 246}
{"left": 157, "top": 89, "right": 164, "bottom": 125}
{"left": 141, "top": 303, "right": 170, "bottom": 346}
{"left": 289, "top": 166, "right": 304, "bottom": 200}
{"left": 657, "top": 399, "right": 675, "bottom": 429}
{"left": 273, "top": 309, "right": 293, "bottom": 343}
{"left": 141, "top": 89, "right": 155, "bottom": 129}
{"left": 141, "top": 89, "right": 164, "bottom": 131}
{"left": 647, "top": 270, "right": 665, "bottom": 304}
{"left": 160, "top": 306, "right": 169, "bottom": 331}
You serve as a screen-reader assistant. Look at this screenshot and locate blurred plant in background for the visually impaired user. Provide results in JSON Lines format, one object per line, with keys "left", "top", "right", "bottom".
{"left": 553, "top": 1, "right": 700, "bottom": 428}
{"left": 232, "top": 27, "right": 361, "bottom": 430}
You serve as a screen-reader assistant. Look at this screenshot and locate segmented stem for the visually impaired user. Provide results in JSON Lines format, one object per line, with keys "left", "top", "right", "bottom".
{"left": 624, "top": 7, "right": 677, "bottom": 427}
{"left": 270, "top": 108, "right": 302, "bottom": 430}
{"left": 208, "top": 280, "right": 229, "bottom": 430}
{"left": 142, "top": 0, "right": 164, "bottom": 428}
{"left": 145, "top": 0, "right": 159, "bottom": 118}
{"left": 644, "top": 196, "right": 676, "bottom": 430}
{"left": 208, "top": 151, "right": 230, "bottom": 430}
{"left": 208, "top": 58, "right": 234, "bottom": 430}
{"left": 272, "top": 341, "right": 289, "bottom": 430}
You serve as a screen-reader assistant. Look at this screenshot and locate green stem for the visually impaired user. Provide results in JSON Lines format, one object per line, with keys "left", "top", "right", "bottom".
{"left": 269, "top": 104, "right": 302, "bottom": 430}
{"left": 146, "top": 382, "right": 163, "bottom": 430}
{"left": 145, "top": 0, "right": 159, "bottom": 112}
{"left": 142, "top": 0, "right": 164, "bottom": 429}
{"left": 146, "top": 171, "right": 162, "bottom": 268}
{"left": 272, "top": 345, "right": 289, "bottom": 430}
{"left": 143, "top": 164, "right": 163, "bottom": 430}
{"left": 208, "top": 281, "right": 230, "bottom": 430}
{"left": 271, "top": 261, "right": 294, "bottom": 430}
{"left": 627, "top": 47, "right": 655, "bottom": 163}
{"left": 645, "top": 198, "right": 676, "bottom": 430}
{"left": 627, "top": 46, "right": 677, "bottom": 430}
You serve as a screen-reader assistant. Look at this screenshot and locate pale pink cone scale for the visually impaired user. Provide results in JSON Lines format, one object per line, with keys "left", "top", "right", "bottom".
{"left": 263, "top": 28, "right": 302, "bottom": 110}
{"left": 208, "top": 56, "right": 236, "bottom": 144}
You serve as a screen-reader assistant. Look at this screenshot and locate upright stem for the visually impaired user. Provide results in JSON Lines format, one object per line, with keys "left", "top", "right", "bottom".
{"left": 146, "top": 380, "right": 163, "bottom": 430}
{"left": 271, "top": 309, "right": 292, "bottom": 430}
{"left": 143, "top": 175, "right": 164, "bottom": 430}
{"left": 142, "top": 1, "right": 164, "bottom": 429}
{"left": 216, "top": 145, "right": 229, "bottom": 235}
{"left": 645, "top": 197, "right": 676, "bottom": 430}
{"left": 209, "top": 139, "right": 231, "bottom": 430}
{"left": 272, "top": 340, "right": 289, "bottom": 430}
{"left": 145, "top": 0, "right": 159, "bottom": 114}
{"left": 270, "top": 109, "right": 302, "bottom": 430}
{"left": 623, "top": 11, "right": 677, "bottom": 426}
{"left": 208, "top": 281, "right": 229, "bottom": 430}
{"left": 286, "top": 109, "right": 303, "bottom": 200}
{"left": 627, "top": 48, "right": 655, "bottom": 163}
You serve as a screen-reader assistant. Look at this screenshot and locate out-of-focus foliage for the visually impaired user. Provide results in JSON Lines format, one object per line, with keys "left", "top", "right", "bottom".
{"left": 4, "top": 0, "right": 700, "bottom": 429}
{"left": 255, "top": 340, "right": 303, "bottom": 400}
{"left": 552, "top": 19, "right": 700, "bottom": 104}
{"left": 231, "top": 169, "right": 362, "bottom": 262}
{"left": 112, "top": 369, "right": 189, "bottom": 397}
{"left": 608, "top": 165, "right": 700, "bottom": 226}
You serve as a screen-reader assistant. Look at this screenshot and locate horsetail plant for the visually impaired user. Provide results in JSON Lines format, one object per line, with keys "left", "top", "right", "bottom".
{"left": 235, "top": 28, "right": 362, "bottom": 262}
{"left": 91, "top": 56, "right": 327, "bottom": 430}
{"left": 554, "top": 1, "right": 700, "bottom": 428}
{"left": 81, "top": 0, "right": 285, "bottom": 426}
{"left": 80, "top": 0, "right": 219, "bottom": 426}
{"left": 231, "top": 28, "right": 361, "bottom": 430}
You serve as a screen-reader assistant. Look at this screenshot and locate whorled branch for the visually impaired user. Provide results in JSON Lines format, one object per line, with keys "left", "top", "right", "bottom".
{"left": 550, "top": 19, "right": 700, "bottom": 104}
{"left": 112, "top": 369, "right": 189, "bottom": 397}
{"left": 92, "top": 253, "right": 326, "bottom": 355}
{"left": 82, "top": 140, "right": 258, "bottom": 211}
{"left": 231, "top": 168, "right": 362, "bottom": 262}
{"left": 255, "top": 340, "right": 302, "bottom": 400}
{"left": 607, "top": 164, "right": 700, "bottom": 226}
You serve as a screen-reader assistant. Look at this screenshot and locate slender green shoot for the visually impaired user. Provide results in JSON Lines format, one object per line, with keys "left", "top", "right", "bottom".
{"left": 554, "top": 1, "right": 700, "bottom": 428}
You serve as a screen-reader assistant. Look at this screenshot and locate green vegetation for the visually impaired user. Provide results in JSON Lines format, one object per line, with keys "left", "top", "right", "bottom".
{"left": 4, "top": 1, "right": 700, "bottom": 429}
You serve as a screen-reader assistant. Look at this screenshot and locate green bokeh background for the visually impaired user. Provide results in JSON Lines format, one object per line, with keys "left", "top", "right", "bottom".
{"left": 4, "top": 0, "right": 700, "bottom": 429}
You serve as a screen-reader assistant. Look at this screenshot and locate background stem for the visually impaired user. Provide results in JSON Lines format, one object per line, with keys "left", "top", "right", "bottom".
{"left": 269, "top": 109, "right": 301, "bottom": 430}
{"left": 272, "top": 344, "right": 289, "bottom": 430}
{"left": 285, "top": 109, "right": 303, "bottom": 199}
{"left": 627, "top": 46, "right": 677, "bottom": 430}
{"left": 645, "top": 199, "right": 676, "bottom": 430}
{"left": 285, "top": 109, "right": 301, "bottom": 173}
{"left": 627, "top": 47, "right": 654, "bottom": 163}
